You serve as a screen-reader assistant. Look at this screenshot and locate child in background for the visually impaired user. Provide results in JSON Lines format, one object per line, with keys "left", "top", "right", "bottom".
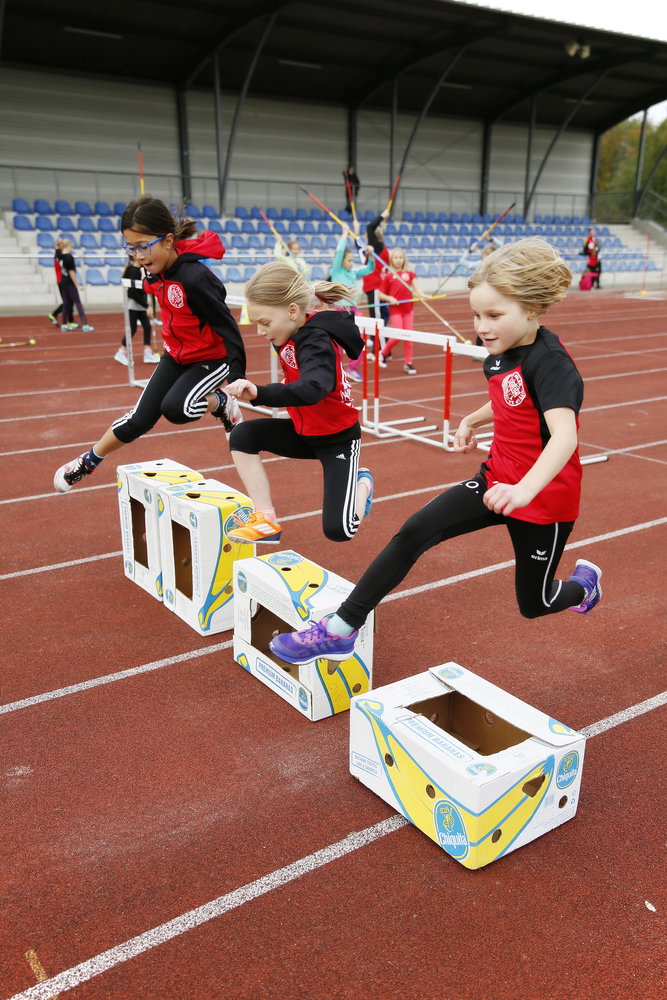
{"left": 362, "top": 208, "right": 390, "bottom": 340}
{"left": 582, "top": 228, "right": 601, "bottom": 288}
{"left": 269, "top": 238, "right": 602, "bottom": 664}
{"left": 58, "top": 239, "right": 95, "bottom": 332}
{"left": 377, "top": 246, "right": 426, "bottom": 374}
{"left": 115, "top": 258, "right": 160, "bottom": 366}
{"left": 224, "top": 260, "right": 373, "bottom": 545}
{"left": 47, "top": 236, "right": 67, "bottom": 327}
{"left": 274, "top": 238, "right": 310, "bottom": 277}
{"left": 54, "top": 195, "right": 245, "bottom": 493}
{"left": 329, "top": 221, "right": 375, "bottom": 382}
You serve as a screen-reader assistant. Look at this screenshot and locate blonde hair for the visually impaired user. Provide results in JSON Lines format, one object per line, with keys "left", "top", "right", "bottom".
{"left": 468, "top": 238, "right": 572, "bottom": 314}
{"left": 389, "top": 246, "right": 408, "bottom": 269}
{"left": 245, "top": 261, "right": 355, "bottom": 309}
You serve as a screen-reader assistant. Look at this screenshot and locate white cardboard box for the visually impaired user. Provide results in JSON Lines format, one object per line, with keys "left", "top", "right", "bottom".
{"left": 233, "top": 550, "right": 373, "bottom": 721}
{"left": 116, "top": 459, "right": 202, "bottom": 601}
{"left": 157, "top": 478, "right": 255, "bottom": 635}
{"left": 350, "top": 662, "right": 585, "bottom": 869}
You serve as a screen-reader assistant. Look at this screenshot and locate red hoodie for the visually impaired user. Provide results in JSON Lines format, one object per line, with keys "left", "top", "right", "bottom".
{"left": 144, "top": 231, "right": 246, "bottom": 378}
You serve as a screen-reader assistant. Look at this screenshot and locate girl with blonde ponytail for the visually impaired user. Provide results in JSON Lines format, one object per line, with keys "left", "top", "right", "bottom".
{"left": 225, "top": 261, "right": 373, "bottom": 545}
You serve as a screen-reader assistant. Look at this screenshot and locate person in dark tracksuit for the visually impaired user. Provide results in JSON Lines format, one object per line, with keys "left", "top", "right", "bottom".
{"left": 224, "top": 260, "right": 374, "bottom": 545}
{"left": 54, "top": 196, "right": 246, "bottom": 493}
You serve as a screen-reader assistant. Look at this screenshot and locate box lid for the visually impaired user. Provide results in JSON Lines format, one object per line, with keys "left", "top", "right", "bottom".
{"left": 428, "top": 663, "right": 583, "bottom": 748}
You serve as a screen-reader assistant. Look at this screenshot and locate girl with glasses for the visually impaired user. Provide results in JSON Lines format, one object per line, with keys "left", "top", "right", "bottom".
{"left": 54, "top": 195, "right": 246, "bottom": 493}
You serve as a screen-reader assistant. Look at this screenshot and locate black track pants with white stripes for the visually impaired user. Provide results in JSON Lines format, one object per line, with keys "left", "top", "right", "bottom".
{"left": 337, "top": 471, "right": 585, "bottom": 629}
{"left": 229, "top": 418, "right": 363, "bottom": 542}
{"left": 111, "top": 353, "right": 230, "bottom": 443}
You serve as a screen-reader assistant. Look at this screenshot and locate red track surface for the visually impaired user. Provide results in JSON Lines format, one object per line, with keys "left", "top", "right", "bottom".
{"left": 1, "top": 291, "right": 665, "bottom": 999}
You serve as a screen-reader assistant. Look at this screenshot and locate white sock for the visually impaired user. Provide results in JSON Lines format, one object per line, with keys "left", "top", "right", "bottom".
{"left": 326, "top": 613, "right": 355, "bottom": 637}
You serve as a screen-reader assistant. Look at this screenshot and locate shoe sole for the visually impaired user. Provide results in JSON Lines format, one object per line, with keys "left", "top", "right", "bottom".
{"left": 53, "top": 469, "right": 73, "bottom": 493}
{"left": 269, "top": 640, "right": 354, "bottom": 664}
{"left": 227, "top": 532, "right": 282, "bottom": 545}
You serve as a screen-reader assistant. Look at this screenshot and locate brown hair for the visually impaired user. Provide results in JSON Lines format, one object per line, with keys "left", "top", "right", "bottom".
{"left": 468, "top": 238, "right": 572, "bottom": 314}
{"left": 245, "top": 261, "right": 355, "bottom": 309}
{"left": 120, "top": 196, "right": 197, "bottom": 241}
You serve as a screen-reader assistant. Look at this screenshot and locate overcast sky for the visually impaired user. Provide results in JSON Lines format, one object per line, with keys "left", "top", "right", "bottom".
{"left": 459, "top": 0, "right": 667, "bottom": 121}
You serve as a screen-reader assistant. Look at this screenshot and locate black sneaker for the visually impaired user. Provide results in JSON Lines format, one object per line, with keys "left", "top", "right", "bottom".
{"left": 54, "top": 454, "right": 94, "bottom": 493}
{"left": 212, "top": 388, "right": 243, "bottom": 435}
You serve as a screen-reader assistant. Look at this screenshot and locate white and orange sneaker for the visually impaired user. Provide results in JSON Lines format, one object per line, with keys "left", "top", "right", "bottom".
{"left": 227, "top": 511, "right": 282, "bottom": 544}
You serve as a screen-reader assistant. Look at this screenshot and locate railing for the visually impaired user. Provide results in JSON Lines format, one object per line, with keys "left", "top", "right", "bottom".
{"left": 2, "top": 162, "right": 596, "bottom": 222}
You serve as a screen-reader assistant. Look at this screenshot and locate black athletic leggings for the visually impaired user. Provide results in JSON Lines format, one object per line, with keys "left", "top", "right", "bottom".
{"left": 123, "top": 309, "right": 152, "bottom": 347}
{"left": 229, "top": 417, "right": 362, "bottom": 542}
{"left": 112, "top": 352, "right": 229, "bottom": 443}
{"left": 337, "top": 471, "right": 584, "bottom": 629}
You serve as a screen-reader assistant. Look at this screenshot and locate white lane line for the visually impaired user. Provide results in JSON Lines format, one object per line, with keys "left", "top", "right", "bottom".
{"left": 0, "top": 643, "right": 232, "bottom": 716}
{"left": 6, "top": 691, "right": 665, "bottom": 1000}
{"left": 2, "top": 517, "right": 665, "bottom": 714}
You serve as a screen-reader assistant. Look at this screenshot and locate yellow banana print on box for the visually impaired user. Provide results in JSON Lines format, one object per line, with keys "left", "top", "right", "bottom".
{"left": 314, "top": 654, "right": 370, "bottom": 715}
{"left": 355, "top": 698, "right": 554, "bottom": 869}
{"left": 261, "top": 552, "right": 327, "bottom": 621}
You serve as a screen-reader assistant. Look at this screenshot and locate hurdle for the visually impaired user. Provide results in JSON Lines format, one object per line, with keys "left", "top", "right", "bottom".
{"left": 121, "top": 276, "right": 150, "bottom": 388}
{"left": 355, "top": 320, "right": 608, "bottom": 466}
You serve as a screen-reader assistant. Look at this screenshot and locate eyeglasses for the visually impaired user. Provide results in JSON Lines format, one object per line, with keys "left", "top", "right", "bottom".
{"left": 122, "top": 237, "right": 164, "bottom": 257}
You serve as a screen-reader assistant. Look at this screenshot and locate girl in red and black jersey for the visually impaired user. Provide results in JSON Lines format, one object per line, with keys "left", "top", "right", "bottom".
{"left": 224, "top": 261, "right": 373, "bottom": 544}
{"left": 53, "top": 196, "right": 246, "bottom": 493}
{"left": 270, "top": 239, "right": 603, "bottom": 665}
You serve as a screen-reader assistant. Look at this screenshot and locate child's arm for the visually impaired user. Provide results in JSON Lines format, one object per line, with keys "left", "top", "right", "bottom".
{"left": 188, "top": 272, "right": 247, "bottom": 381}
{"left": 226, "top": 378, "right": 257, "bottom": 403}
{"left": 241, "top": 333, "right": 338, "bottom": 409}
{"left": 483, "top": 407, "right": 579, "bottom": 516}
{"left": 453, "top": 401, "right": 494, "bottom": 452}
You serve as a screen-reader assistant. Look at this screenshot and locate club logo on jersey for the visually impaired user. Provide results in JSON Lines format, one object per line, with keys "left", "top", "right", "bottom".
{"left": 280, "top": 343, "right": 297, "bottom": 369}
{"left": 167, "top": 284, "right": 184, "bottom": 309}
{"left": 502, "top": 370, "right": 526, "bottom": 406}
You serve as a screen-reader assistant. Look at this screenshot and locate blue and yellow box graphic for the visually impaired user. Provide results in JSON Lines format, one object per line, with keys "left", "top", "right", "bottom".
{"left": 350, "top": 662, "right": 585, "bottom": 869}
{"left": 157, "top": 478, "right": 255, "bottom": 635}
{"left": 233, "top": 550, "right": 373, "bottom": 722}
{"left": 117, "top": 459, "right": 202, "bottom": 601}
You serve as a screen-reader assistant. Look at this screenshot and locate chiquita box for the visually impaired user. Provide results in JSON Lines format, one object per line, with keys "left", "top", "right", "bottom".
{"left": 233, "top": 550, "right": 373, "bottom": 722}
{"left": 116, "top": 459, "right": 202, "bottom": 601}
{"left": 157, "top": 478, "right": 255, "bottom": 635}
{"left": 350, "top": 662, "right": 585, "bottom": 869}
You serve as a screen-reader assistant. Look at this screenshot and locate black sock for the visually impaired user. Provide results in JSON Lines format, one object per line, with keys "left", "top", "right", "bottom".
{"left": 83, "top": 446, "right": 104, "bottom": 470}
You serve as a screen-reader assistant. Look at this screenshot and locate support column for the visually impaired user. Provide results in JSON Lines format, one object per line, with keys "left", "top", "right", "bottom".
{"left": 347, "top": 105, "right": 358, "bottom": 177}
{"left": 523, "top": 95, "right": 536, "bottom": 219}
{"left": 480, "top": 120, "right": 492, "bottom": 217}
{"left": 213, "top": 53, "right": 226, "bottom": 215}
{"left": 176, "top": 87, "right": 192, "bottom": 204}
{"left": 633, "top": 109, "right": 649, "bottom": 215}
{"left": 389, "top": 77, "right": 398, "bottom": 196}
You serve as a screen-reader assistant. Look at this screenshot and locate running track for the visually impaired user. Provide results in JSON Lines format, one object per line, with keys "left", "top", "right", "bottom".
{"left": 0, "top": 290, "right": 665, "bottom": 999}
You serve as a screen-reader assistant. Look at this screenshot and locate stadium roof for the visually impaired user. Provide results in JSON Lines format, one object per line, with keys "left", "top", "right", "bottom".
{"left": 2, "top": 0, "right": 666, "bottom": 134}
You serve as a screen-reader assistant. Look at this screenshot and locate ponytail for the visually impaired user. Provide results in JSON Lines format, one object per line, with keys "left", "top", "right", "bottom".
{"left": 120, "top": 195, "right": 197, "bottom": 241}
{"left": 246, "top": 261, "right": 354, "bottom": 310}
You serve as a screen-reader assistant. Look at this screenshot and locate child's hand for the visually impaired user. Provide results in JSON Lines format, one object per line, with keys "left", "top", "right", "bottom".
{"left": 226, "top": 378, "right": 257, "bottom": 403}
{"left": 483, "top": 481, "right": 534, "bottom": 516}
{"left": 381, "top": 208, "right": 390, "bottom": 221}
{"left": 353, "top": 220, "right": 360, "bottom": 237}
{"left": 365, "top": 243, "right": 374, "bottom": 255}
{"left": 453, "top": 420, "right": 477, "bottom": 453}
{"left": 388, "top": 296, "right": 399, "bottom": 306}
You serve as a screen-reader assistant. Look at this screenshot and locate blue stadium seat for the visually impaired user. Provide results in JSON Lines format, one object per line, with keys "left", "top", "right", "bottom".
{"left": 311, "top": 266, "right": 327, "bottom": 280}
{"left": 324, "top": 236, "right": 337, "bottom": 249}
{"left": 37, "top": 233, "right": 55, "bottom": 249}
{"left": 208, "top": 220, "right": 223, "bottom": 234}
{"left": 243, "top": 266, "right": 256, "bottom": 280}
{"left": 274, "top": 221, "right": 288, "bottom": 234}
{"left": 57, "top": 216, "right": 75, "bottom": 230}
{"left": 310, "top": 236, "right": 324, "bottom": 250}
{"left": 249, "top": 207, "right": 262, "bottom": 220}
{"left": 34, "top": 198, "right": 52, "bottom": 214}
{"left": 224, "top": 219, "right": 240, "bottom": 233}
{"left": 295, "top": 208, "right": 308, "bottom": 220}
{"left": 59, "top": 233, "right": 77, "bottom": 245}
{"left": 101, "top": 233, "right": 120, "bottom": 249}
{"left": 231, "top": 235, "right": 246, "bottom": 249}
{"left": 186, "top": 204, "right": 202, "bottom": 218}
{"left": 265, "top": 207, "right": 279, "bottom": 219}
{"left": 202, "top": 205, "right": 218, "bottom": 219}
{"left": 13, "top": 215, "right": 33, "bottom": 230}
{"left": 95, "top": 201, "right": 113, "bottom": 216}
{"left": 97, "top": 217, "right": 116, "bottom": 232}
{"left": 80, "top": 234, "right": 99, "bottom": 249}
{"left": 414, "top": 212, "right": 425, "bottom": 223}
{"left": 241, "top": 220, "right": 256, "bottom": 233}
{"left": 85, "top": 268, "right": 107, "bottom": 284}
{"left": 257, "top": 221, "right": 271, "bottom": 234}
{"left": 309, "top": 208, "right": 325, "bottom": 221}
{"left": 39, "top": 253, "right": 53, "bottom": 266}
{"left": 78, "top": 216, "right": 96, "bottom": 232}
{"left": 75, "top": 200, "right": 93, "bottom": 215}
{"left": 281, "top": 207, "right": 294, "bottom": 220}
{"left": 425, "top": 212, "right": 436, "bottom": 223}
{"left": 235, "top": 206, "right": 250, "bottom": 219}
{"left": 84, "top": 254, "right": 104, "bottom": 266}
{"left": 36, "top": 216, "right": 55, "bottom": 231}
{"left": 248, "top": 235, "right": 262, "bottom": 249}
{"left": 449, "top": 213, "right": 460, "bottom": 224}
{"left": 54, "top": 199, "right": 73, "bottom": 214}
{"left": 437, "top": 213, "right": 449, "bottom": 224}
{"left": 105, "top": 253, "right": 123, "bottom": 266}
{"left": 107, "top": 267, "right": 122, "bottom": 284}
{"left": 303, "top": 221, "right": 316, "bottom": 234}
{"left": 12, "top": 198, "right": 30, "bottom": 213}
{"left": 114, "top": 202, "right": 126, "bottom": 216}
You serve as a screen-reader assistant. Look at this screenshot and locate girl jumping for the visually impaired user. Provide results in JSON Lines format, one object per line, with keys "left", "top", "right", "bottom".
{"left": 224, "top": 261, "right": 373, "bottom": 545}
{"left": 54, "top": 195, "right": 245, "bottom": 493}
{"left": 269, "top": 238, "right": 602, "bottom": 663}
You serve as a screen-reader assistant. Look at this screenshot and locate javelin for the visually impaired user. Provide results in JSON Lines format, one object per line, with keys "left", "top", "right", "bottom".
{"left": 258, "top": 209, "right": 309, "bottom": 278}
{"left": 345, "top": 176, "right": 358, "bottom": 229}
{"left": 386, "top": 175, "right": 401, "bottom": 216}
{"left": 431, "top": 201, "right": 516, "bottom": 297}
{"left": 301, "top": 187, "right": 470, "bottom": 344}
{"left": 358, "top": 292, "right": 450, "bottom": 308}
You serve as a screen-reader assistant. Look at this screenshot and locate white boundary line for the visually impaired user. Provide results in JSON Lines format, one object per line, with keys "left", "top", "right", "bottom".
{"left": 1, "top": 516, "right": 665, "bottom": 716}
{"left": 5, "top": 689, "right": 665, "bottom": 1000}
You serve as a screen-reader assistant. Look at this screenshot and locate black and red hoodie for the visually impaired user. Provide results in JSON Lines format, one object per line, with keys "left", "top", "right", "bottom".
{"left": 143, "top": 231, "right": 246, "bottom": 380}
{"left": 253, "top": 310, "right": 363, "bottom": 439}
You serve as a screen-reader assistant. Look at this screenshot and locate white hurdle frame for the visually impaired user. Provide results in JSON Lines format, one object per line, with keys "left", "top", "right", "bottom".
{"left": 354, "top": 319, "right": 608, "bottom": 467}
{"left": 120, "top": 277, "right": 150, "bottom": 389}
